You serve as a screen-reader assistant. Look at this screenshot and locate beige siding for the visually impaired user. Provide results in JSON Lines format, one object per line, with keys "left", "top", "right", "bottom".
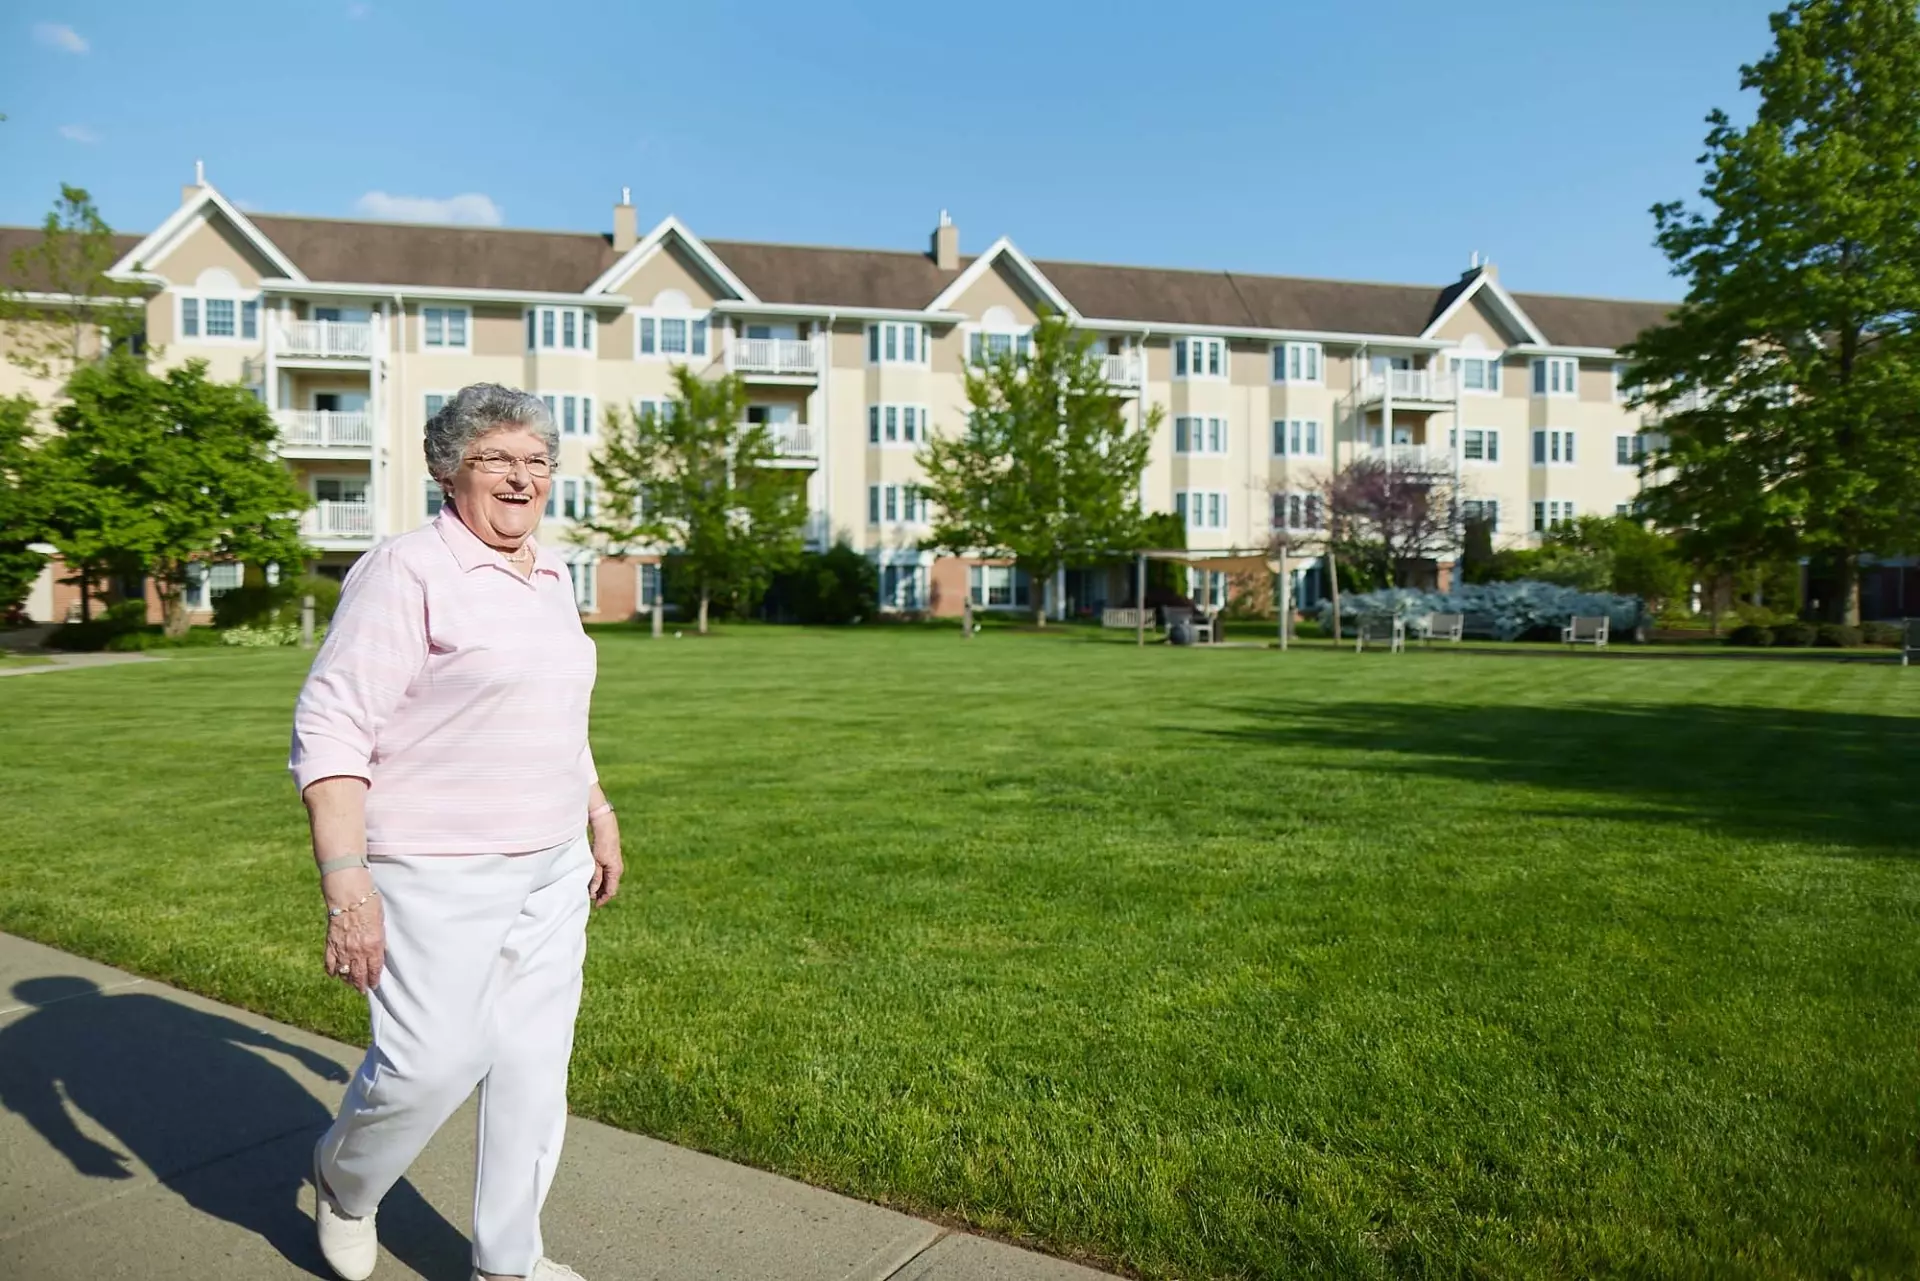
{"left": 1432, "top": 293, "right": 1520, "bottom": 346}
{"left": 948, "top": 260, "right": 1045, "bottom": 322}
{"left": 621, "top": 243, "right": 725, "bottom": 309}
{"left": 472, "top": 305, "right": 527, "bottom": 358}
{"left": 151, "top": 215, "right": 278, "bottom": 285}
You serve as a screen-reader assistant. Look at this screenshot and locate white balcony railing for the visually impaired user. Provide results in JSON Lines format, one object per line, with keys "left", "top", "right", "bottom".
{"left": 1361, "top": 368, "right": 1457, "bottom": 401}
{"left": 1100, "top": 352, "right": 1144, "bottom": 388}
{"left": 730, "top": 336, "right": 818, "bottom": 377}
{"left": 303, "top": 500, "right": 375, "bottom": 539}
{"left": 1357, "top": 443, "right": 1450, "bottom": 470}
{"left": 802, "top": 511, "right": 831, "bottom": 549}
{"left": 276, "top": 409, "right": 373, "bottom": 450}
{"left": 770, "top": 422, "right": 817, "bottom": 458}
{"left": 277, "top": 320, "right": 374, "bottom": 360}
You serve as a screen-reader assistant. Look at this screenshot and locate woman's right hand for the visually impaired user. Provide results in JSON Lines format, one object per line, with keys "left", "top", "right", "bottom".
{"left": 323, "top": 869, "right": 387, "bottom": 994}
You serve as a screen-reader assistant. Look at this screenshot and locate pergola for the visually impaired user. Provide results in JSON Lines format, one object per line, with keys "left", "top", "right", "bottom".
{"left": 1129, "top": 538, "right": 1322, "bottom": 648}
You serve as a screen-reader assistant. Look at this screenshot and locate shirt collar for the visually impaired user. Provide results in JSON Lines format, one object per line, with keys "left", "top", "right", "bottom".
{"left": 435, "top": 507, "right": 565, "bottom": 580}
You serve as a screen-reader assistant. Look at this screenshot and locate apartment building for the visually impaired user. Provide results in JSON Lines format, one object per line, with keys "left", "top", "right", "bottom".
{"left": 3, "top": 176, "right": 1675, "bottom": 623}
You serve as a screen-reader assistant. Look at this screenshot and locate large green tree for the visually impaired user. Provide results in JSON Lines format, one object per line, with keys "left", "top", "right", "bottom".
{"left": 0, "top": 185, "right": 145, "bottom": 382}
{"left": 917, "top": 313, "right": 1158, "bottom": 625}
{"left": 579, "top": 366, "right": 806, "bottom": 633}
{"left": 1623, "top": 0, "right": 1920, "bottom": 622}
{"left": 44, "top": 354, "right": 310, "bottom": 635}
{"left": 0, "top": 395, "right": 55, "bottom": 621}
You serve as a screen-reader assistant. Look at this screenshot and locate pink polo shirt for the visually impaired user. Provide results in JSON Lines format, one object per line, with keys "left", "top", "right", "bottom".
{"left": 289, "top": 508, "right": 599, "bottom": 856}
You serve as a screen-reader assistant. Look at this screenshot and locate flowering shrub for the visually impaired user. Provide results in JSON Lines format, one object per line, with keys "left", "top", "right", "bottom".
{"left": 1316, "top": 580, "right": 1645, "bottom": 641}
{"left": 220, "top": 623, "right": 308, "bottom": 647}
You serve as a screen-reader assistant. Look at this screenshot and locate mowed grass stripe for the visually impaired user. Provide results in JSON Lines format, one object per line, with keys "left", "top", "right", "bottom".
{"left": 1, "top": 630, "right": 1916, "bottom": 1278}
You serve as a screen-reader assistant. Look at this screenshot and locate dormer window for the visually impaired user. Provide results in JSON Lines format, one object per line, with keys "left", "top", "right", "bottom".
{"left": 177, "top": 268, "right": 259, "bottom": 343}
{"left": 634, "top": 289, "right": 709, "bottom": 361}
{"left": 966, "top": 305, "right": 1031, "bottom": 366}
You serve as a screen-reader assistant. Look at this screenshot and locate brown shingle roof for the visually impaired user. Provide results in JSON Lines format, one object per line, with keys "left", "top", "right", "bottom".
{"left": 1, "top": 213, "right": 1681, "bottom": 348}
{"left": 0, "top": 226, "right": 143, "bottom": 292}
{"left": 248, "top": 216, "right": 620, "bottom": 292}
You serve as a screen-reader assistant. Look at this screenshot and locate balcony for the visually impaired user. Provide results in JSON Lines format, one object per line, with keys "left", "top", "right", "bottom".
{"left": 1356, "top": 443, "right": 1452, "bottom": 471}
{"left": 802, "top": 511, "right": 831, "bottom": 550}
{"left": 1358, "top": 368, "right": 1457, "bottom": 404}
{"left": 743, "top": 420, "right": 820, "bottom": 467}
{"left": 276, "top": 409, "right": 373, "bottom": 454}
{"left": 277, "top": 319, "right": 375, "bottom": 361}
{"left": 727, "top": 336, "right": 818, "bottom": 379}
{"left": 302, "top": 500, "right": 375, "bottom": 543}
{"left": 1100, "top": 352, "right": 1143, "bottom": 390}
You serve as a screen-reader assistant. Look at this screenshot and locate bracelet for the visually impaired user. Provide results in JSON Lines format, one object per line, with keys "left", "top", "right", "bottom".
{"left": 588, "top": 803, "right": 615, "bottom": 822}
{"left": 326, "top": 887, "right": 380, "bottom": 919}
{"left": 317, "top": 853, "right": 370, "bottom": 877}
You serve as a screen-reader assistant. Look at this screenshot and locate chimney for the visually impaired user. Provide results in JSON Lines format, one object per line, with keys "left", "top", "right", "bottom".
{"left": 613, "top": 186, "right": 638, "bottom": 252}
{"left": 931, "top": 209, "right": 958, "bottom": 272}
{"left": 182, "top": 158, "right": 205, "bottom": 206}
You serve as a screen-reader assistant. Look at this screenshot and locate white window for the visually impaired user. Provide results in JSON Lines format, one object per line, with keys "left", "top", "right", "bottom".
{"left": 1452, "top": 354, "right": 1502, "bottom": 393}
{"left": 1616, "top": 434, "right": 1647, "bottom": 466}
{"left": 1174, "top": 490, "right": 1227, "bottom": 531}
{"left": 176, "top": 269, "right": 259, "bottom": 344}
{"left": 422, "top": 306, "right": 469, "bottom": 350}
{"left": 867, "top": 403, "right": 928, "bottom": 446}
{"left": 1463, "top": 499, "right": 1500, "bottom": 530}
{"left": 878, "top": 562, "right": 928, "bottom": 612}
{"left": 1271, "top": 491, "right": 1323, "bottom": 532}
{"left": 566, "top": 558, "right": 597, "bottom": 612}
{"left": 1532, "top": 500, "right": 1575, "bottom": 533}
{"left": 637, "top": 562, "right": 664, "bottom": 608}
{"left": 969, "top": 564, "right": 1031, "bottom": 609}
{"left": 1187, "top": 569, "right": 1229, "bottom": 610}
{"left": 539, "top": 394, "right": 596, "bottom": 438}
{"left": 1531, "top": 357, "right": 1579, "bottom": 397}
{"left": 1459, "top": 428, "right": 1500, "bottom": 463}
{"left": 424, "top": 392, "right": 447, "bottom": 422}
{"left": 867, "top": 321, "right": 929, "bottom": 366}
{"left": 423, "top": 479, "right": 444, "bottom": 519}
{"left": 1615, "top": 503, "right": 1635, "bottom": 517}
{"left": 1173, "top": 336, "right": 1226, "bottom": 380}
{"left": 866, "top": 484, "right": 928, "bottom": 526}
{"left": 1532, "top": 428, "right": 1577, "bottom": 466}
{"left": 1174, "top": 416, "right": 1228, "bottom": 456}
{"left": 634, "top": 290, "right": 709, "bottom": 361}
{"left": 1272, "top": 341, "right": 1322, "bottom": 384}
{"left": 1612, "top": 362, "right": 1629, "bottom": 402}
{"left": 552, "top": 477, "right": 596, "bottom": 522}
{"left": 526, "top": 306, "right": 595, "bottom": 354}
{"left": 1272, "top": 419, "right": 1322, "bottom": 457}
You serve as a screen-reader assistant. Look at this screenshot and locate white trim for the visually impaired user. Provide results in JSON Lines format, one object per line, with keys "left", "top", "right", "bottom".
{"left": 418, "top": 304, "right": 472, "bottom": 353}
{"left": 633, "top": 300, "right": 712, "bottom": 363}
{"left": 1531, "top": 356, "right": 1580, "bottom": 398}
{"left": 1171, "top": 335, "right": 1228, "bottom": 381}
{"left": 1083, "top": 316, "right": 1457, "bottom": 349}
{"left": 1271, "top": 341, "right": 1323, "bottom": 385}
{"left": 1271, "top": 418, "right": 1324, "bottom": 458}
{"left": 565, "top": 553, "right": 599, "bottom": 614}
{"left": 865, "top": 320, "right": 930, "bottom": 367}
{"left": 1506, "top": 342, "right": 1622, "bottom": 359}
{"left": 526, "top": 305, "right": 597, "bottom": 355}
{"left": 866, "top": 402, "right": 930, "bottom": 448}
{"left": 1457, "top": 426, "right": 1501, "bottom": 465}
{"left": 865, "top": 482, "right": 930, "bottom": 528}
{"left": 259, "top": 278, "right": 630, "bottom": 308}
{"left": 109, "top": 185, "right": 307, "bottom": 282}
{"left": 173, "top": 277, "right": 262, "bottom": 346}
{"left": 1420, "top": 270, "right": 1548, "bottom": 346}
{"left": 925, "top": 236, "right": 1077, "bottom": 318}
{"left": 1531, "top": 427, "right": 1578, "bottom": 467}
{"left": 714, "top": 299, "right": 967, "bottom": 324}
{"left": 1174, "top": 415, "right": 1229, "bottom": 456}
{"left": 584, "top": 215, "right": 758, "bottom": 302}
{"left": 536, "top": 391, "right": 600, "bottom": 440}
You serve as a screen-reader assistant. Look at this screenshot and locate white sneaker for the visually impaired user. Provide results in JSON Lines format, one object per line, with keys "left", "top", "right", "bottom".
{"left": 472, "top": 1261, "right": 587, "bottom": 1281}
{"left": 312, "top": 1139, "right": 379, "bottom": 1281}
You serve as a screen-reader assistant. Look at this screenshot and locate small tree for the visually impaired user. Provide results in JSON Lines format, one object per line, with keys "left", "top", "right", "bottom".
{"left": 0, "top": 185, "right": 145, "bottom": 383}
{"left": 45, "top": 354, "right": 311, "bottom": 635}
{"left": 1624, "top": 0, "right": 1920, "bottom": 623}
{"left": 1320, "top": 456, "right": 1463, "bottom": 589}
{"left": 580, "top": 366, "right": 806, "bottom": 633}
{"left": 918, "top": 313, "right": 1159, "bottom": 626}
{"left": 0, "top": 395, "right": 55, "bottom": 622}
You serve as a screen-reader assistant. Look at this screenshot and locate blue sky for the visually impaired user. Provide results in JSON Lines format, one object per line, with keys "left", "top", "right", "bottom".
{"left": 3, "top": 0, "right": 1779, "bottom": 301}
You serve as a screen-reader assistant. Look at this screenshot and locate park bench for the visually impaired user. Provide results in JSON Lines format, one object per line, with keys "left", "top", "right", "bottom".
{"left": 1563, "top": 615, "right": 1610, "bottom": 648}
{"left": 1905, "top": 618, "right": 1920, "bottom": 667}
{"left": 1161, "top": 606, "right": 1215, "bottom": 646}
{"left": 1419, "top": 612, "right": 1465, "bottom": 645}
{"left": 1355, "top": 615, "right": 1405, "bottom": 653}
{"left": 1461, "top": 612, "right": 1500, "bottom": 640}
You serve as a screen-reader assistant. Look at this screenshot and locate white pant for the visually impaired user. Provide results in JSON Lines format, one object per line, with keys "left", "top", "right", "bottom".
{"left": 318, "top": 833, "right": 593, "bottom": 1276}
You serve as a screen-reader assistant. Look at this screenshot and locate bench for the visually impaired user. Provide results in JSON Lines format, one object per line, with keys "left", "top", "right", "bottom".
{"left": 1419, "top": 612, "right": 1465, "bottom": 645}
{"left": 1355, "top": 615, "right": 1405, "bottom": 653}
{"left": 1161, "top": 606, "right": 1215, "bottom": 646}
{"left": 1563, "top": 615, "right": 1610, "bottom": 648}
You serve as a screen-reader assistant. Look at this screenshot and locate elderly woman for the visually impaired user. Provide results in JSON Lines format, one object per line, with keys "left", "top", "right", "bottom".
{"left": 290, "top": 383, "right": 621, "bottom": 1281}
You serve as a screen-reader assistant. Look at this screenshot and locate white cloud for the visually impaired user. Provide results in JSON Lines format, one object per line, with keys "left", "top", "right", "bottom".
{"left": 353, "top": 191, "right": 504, "bottom": 226}
{"left": 57, "top": 123, "right": 100, "bottom": 144}
{"left": 33, "top": 22, "right": 88, "bottom": 53}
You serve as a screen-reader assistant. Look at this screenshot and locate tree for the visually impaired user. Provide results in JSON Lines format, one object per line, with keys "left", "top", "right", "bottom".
{"left": 580, "top": 366, "right": 806, "bottom": 633}
{"left": 918, "top": 313, "right": 1158, "bottom": 625}
{"left": 0, "top": 185, "right": 145, "bottom": 383}
{"left": 44, "top": 354, "right": 311, "bottom": 636}
{"left": 1320, "top": 456, "right": 1463, "bottom": 589}
{"left": 1623, "top": 0, "right": 1920, "bottom": 623}
{"left": 0, "top": 395, "right": 55, "bottom": 623}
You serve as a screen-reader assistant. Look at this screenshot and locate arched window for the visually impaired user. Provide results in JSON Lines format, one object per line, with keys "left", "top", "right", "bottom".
{"left": 633, "top": 287, "right": 710, "bottom": 362}
{"left": 177, "top": 266, "right": 260, "bottom": 343}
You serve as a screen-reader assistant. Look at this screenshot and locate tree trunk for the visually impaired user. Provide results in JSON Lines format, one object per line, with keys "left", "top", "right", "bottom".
{"left": 697, "top": 589, "right": 710, "bottom": 635}
{"left": 1326, "top": 546, "right": 1342, "bottom": 643}
{"left": 78, "top": 564, "right": 92, "bottom": 624}
{"left": 162, "top": 591, "right": 190, "bottom": 639}
{"left": 1839, "top": 551, "right": 1861, "bottom": 625}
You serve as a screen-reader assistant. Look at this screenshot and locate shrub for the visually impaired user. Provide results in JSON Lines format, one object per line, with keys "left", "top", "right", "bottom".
{"left": 1727, "top": 623, "right": 1774, "bottom": 647}
{"left": 212, "top": 574, "right": 341, "bottom": 630}
{"left": 1813, "top": 623, "right": 1862, "bottom": 649}
{"left": 1316, "top": 580, "right": 1644, "bottom": 641}
{"left": 46, "top": 598, "right": 148, "bottom": 652}
{"left": 103, "top": 626, "right": 227, "bottom": 652}
{"left": 221, "top": 622, "right": 307, "bottom": 647}
{"left": 1861, "top": 622, "right": 1902, "bottom": 647}
{"left": 771, "top": 543, "right": 880, "bottom": 625}
{"left": 1771, "top": 620, "right": 1816, "bottom": 648}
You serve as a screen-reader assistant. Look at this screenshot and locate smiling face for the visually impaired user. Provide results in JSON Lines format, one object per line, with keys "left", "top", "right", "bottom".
{"left": 446, "top": 426, "right": 553, "bottom": 549}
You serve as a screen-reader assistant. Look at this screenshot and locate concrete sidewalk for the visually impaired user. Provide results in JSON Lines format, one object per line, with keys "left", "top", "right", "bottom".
{"left": 0, "top": 932, "right": 1119, "bottom": 1281}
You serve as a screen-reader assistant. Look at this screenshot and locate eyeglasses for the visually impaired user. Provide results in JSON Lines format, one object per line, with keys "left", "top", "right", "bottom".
{"left": 464, "top": 452, "right": 554, "bottom": 477}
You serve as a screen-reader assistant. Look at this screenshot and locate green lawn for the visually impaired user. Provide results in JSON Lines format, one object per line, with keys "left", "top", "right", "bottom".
{"left": 1, "top": 630, "right": 1916, "bottom": 1278}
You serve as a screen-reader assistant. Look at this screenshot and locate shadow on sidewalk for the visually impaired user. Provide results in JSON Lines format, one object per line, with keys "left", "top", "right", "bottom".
{"left": 0, "top": 976, "right": 470, "bottom": 1280}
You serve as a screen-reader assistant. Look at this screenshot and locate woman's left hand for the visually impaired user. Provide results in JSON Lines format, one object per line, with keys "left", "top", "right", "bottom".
{"left": 588, "top": 816, "right": 623, "bottom": 907}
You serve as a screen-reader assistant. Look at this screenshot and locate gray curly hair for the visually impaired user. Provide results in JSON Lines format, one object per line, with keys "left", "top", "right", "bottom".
{"left": 423, "top": 384, "right": 559, "bottom": 489}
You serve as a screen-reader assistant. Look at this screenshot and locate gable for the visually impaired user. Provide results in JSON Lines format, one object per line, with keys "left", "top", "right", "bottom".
{"left": 147, "top": 214, "right": 281, "bottom": 286}
{"left": 623, "top": 240, "right": 727, "bottom": 309}
{"left": 949, "top": 258, "right": 1048, "bottom": 323}
{"left": 1432, "top": 292, "right": 1524, "bottom": 346}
